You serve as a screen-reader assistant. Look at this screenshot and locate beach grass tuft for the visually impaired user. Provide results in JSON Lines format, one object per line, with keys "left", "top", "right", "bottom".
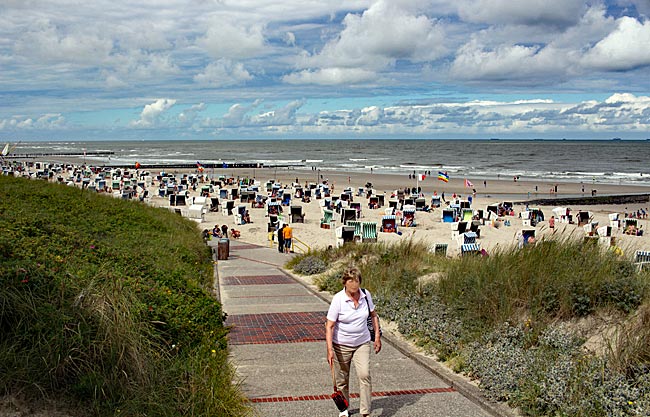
{"left": 439, "top": 237, "right": 646, "bottom": 331}
{"left": 0, "top": 176, "right": 252, "bottom": 416}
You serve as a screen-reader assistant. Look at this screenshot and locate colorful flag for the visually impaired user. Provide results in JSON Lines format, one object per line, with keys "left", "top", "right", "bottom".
{"left": 464, "top": 178, "right": 474, "bottom": 188}
{"left": 196, "top": 161, "right": 204, "bottom": 172}
{"left": 438, "top": 171, "right": 449, "bottom": 182}
{"left": 418, "top": 174, "right": 426, "bottom": 181}
{"left": 135, "top": 161, "right": 141, "bottom": 169}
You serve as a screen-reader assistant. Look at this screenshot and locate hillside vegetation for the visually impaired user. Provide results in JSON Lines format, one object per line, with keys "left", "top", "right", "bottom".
{"left": 0, "top": 176, "right": 251, "bottom": 416}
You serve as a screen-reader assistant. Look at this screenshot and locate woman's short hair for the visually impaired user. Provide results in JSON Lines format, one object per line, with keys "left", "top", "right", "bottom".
{"left": 341, "top": 267, "right": 362, "bottom": 285}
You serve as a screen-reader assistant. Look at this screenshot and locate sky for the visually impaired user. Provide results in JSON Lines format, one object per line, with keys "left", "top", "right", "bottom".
{"left": 1, "top": 0, "right": 650, "bottom": 141}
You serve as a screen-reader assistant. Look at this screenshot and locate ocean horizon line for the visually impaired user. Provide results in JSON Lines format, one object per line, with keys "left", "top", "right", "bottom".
{"left": 7, "top": 137, "right": 650, "bottom": 143}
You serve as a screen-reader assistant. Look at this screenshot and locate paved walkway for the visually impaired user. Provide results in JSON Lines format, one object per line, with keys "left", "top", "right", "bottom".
{"left": 211, "top": 239, "right": 513, "bottom": 417}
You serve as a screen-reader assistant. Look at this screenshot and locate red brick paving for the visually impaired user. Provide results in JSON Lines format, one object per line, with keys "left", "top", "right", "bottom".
{"left": 227, "top": 311, "right": 326, "bottom": 344}
{"left": 222, "top": 275, "right": 294, "bottom": 285}
{"left": 250, "top": 387, "right": 456, "bottom": 402}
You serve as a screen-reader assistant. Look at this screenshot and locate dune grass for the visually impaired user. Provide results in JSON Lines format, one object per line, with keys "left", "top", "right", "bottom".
{"left": 291, "top": 237, "right": 650, "bottom": 415}
{"left": 0, "top": 176, "right": 251, "bottom": 416}
{"left": 439, "top": 238, "right": 645, "bottom": 334}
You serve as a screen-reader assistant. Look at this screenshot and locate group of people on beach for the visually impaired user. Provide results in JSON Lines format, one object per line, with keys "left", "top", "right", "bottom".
{"left": 209, "top": 224, "right": 241, "bottom": 239}
{"left": 625, "top": 208, "right": 648, "bottom": 219}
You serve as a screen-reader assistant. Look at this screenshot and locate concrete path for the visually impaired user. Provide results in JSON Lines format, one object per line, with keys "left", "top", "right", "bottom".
{"left": 212, "top": 239, "right": 513, "bottom": 417}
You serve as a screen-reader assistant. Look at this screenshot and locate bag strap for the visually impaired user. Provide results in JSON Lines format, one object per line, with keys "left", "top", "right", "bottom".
{"left": 360, "top": 288, "right": 370, "bottom": 318}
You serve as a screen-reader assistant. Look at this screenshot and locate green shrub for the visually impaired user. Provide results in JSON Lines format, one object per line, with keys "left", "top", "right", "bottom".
{"left": 293, "top": 255, "right": 328, "bottom": 275}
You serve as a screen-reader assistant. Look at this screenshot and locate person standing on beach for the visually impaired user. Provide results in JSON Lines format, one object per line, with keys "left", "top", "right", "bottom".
{"left": 278, "top": 224, "right": 285, "bottom": 253}
{"left": 283, "top": 224, "right": 293, "bottom": 253}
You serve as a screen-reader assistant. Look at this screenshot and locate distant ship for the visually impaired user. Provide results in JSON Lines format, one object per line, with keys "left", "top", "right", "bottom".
{"left": 612, "top": 137, "right": 622, "bottom": 141}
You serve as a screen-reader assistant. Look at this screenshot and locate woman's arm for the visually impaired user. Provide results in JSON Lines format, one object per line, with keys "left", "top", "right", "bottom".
{"left": 325, "top": 319, "right": 336, "bottom": 365}
{"left": 369, "top": 310, "right": 382, "bottom": 354}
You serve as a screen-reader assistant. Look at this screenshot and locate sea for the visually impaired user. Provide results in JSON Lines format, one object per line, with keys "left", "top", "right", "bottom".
{"left": 12, "top": 139, "right": 650, "bottom": 187}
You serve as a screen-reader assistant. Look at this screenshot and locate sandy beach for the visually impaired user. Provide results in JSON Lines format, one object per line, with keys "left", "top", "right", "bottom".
{"left": 9, "top": 160, "right": 650, "bottom": 259}
{"left": 136, "top": 165, "right": 650, "bottom": 259}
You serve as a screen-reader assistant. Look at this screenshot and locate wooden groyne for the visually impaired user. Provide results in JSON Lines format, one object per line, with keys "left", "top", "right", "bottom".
{"left": 519, "top": 193, "right": 650, "bottom": 206}
{"left": 101, "top": 163, "right": 303, "bottom": 169}
{"left": 10, "top": 151, "right": 115, "bottom": 158}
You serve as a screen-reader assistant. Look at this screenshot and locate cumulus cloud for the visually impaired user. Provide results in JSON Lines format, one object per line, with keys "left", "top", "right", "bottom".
{"left": 14, "top": 20, "right": 113, "bottom": 65}
{"left": 107, "top": 51, "right": 180, "bottom": 82}
{"left": 448, "top": 7, "right": 650, "bottom": 83}
{"left": 199, "top": 20, "right": 266, "bottom": 60}
{"left": 293, "top": 93, "right": 650, "bottom": 136}
{"left": 582, "top": 17, "right": 650, "bottom": 71}
{"left": 194, "top": 60, "right": 253, "bottom": 87}
{"left": 221, "top": 100, "right": 263, "bottom": 128}
{"left": 315, "top": 0, "right": 445, "bottom": 68}
{"left": 131, "top": 98, "right": 176, "bottom": 127}
{"left": 449, "top": 40, "right": 569, "bottom": 82}
{"left": 316, "top": 0, "right": 447, "bottom": 66}
{"left": 0, "top": 113, "right": 65, "bottom": 130}
{"left": 356, "top": 106, "right": 384, "bottom": 126}
{"left": 178, "top": 103, "right": 206, "bottom": 124}
{"left": 250, "top": 100, "right": 304, "bottom": 126}
{"left": 284, "top": 0, "right": 446, "bottom": 85}
{"left": 282, "top": 68, "right": 376, "bottom": 85}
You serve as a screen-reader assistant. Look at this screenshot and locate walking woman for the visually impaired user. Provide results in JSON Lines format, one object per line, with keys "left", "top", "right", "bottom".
{"left": 326, "top": 267, "right": 381, "bottom": 417}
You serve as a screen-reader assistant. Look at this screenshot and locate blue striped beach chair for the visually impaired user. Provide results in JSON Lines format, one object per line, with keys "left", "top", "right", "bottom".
{"left": 463, "top": 232, "right": 477, "bottom": 244}
{"left": 461, "top": 243, "right": 481, "bottom": 256}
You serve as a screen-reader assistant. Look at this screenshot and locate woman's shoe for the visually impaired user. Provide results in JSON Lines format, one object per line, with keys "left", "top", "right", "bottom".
{"left": 338, "top": 410, "right": 349, "bottom": 417}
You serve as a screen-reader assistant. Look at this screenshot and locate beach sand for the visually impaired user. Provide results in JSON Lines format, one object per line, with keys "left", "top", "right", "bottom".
{"left": 13, "top": 159, "right": 650, "bottom": 258}
{"left": 139, "top": 166, "right": 650, "bottom": 259}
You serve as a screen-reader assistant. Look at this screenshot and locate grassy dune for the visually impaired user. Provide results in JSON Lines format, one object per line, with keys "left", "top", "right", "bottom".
{"left": 0, "top": 176, "right": 251, "bottom": 416}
